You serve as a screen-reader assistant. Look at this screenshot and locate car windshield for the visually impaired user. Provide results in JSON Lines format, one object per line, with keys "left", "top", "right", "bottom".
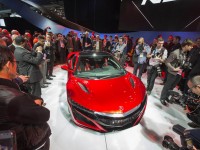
{"left": 74, "top": 53, "right": 126, "bottom": 79}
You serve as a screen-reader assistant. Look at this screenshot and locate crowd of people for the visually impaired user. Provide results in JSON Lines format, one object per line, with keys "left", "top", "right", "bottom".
{"left": 130, "top": 35, "right": 200, "bottom": 130}
{"left": 0, "top": 27, "right": 200, "bottom": 149}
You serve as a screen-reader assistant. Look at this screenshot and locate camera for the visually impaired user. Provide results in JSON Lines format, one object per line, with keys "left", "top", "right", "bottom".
{"left": 168, "top": 90, "right": 199, "bottom": 110}
{"left": 138, "top": 44, "right": 144, "bottom": 53}
{"left": 181, "top": 61, "right": 192, "bottom": 70}
{"left": 162, "top": 124, "right": 200, "bottom": 150}
{"left": 176, "top": 59, "right": 192, "bottom": 71}
{"left": 152, "top": 52, "right": 161, "bottom": 58}
{"left": 154, "top": 64, "right": 162, "bottom": 77}
{"left": 46, "top": 26, "right": 51, "bottom": 30}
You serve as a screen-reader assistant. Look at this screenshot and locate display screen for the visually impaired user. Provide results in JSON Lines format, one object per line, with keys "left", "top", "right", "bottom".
{"left": 119, "top": 0, "right": 200, "bottom": 31}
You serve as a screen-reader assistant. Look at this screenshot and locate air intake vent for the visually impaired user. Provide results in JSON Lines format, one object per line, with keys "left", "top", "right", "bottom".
{"left": 129, "top": 77, "right": 135, "bottom": 88}
{"left": 78, "top": 82, "right": 89, "bottom": 93}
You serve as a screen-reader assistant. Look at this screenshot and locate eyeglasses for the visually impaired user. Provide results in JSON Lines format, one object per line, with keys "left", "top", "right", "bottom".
{"left": 189, "top": 85, "right": 197, "bottom": 91}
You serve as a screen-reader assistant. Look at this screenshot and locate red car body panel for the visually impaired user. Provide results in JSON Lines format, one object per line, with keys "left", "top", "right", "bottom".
{"left": 67, "top": 73, "right": 145, "bottom": 113}
{"left": 62, "top": 51, "right": 147, "bottom": 132}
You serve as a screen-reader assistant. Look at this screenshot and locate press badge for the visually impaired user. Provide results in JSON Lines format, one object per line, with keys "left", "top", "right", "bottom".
{"left": 140, "top": 53, "right": 143, "bottom": 57}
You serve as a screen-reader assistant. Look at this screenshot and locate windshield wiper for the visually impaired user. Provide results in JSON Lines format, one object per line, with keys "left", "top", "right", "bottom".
{"left": 100, "top": 74, "right": 122, "bottom": 79}
{"left": 78, "top": 76, "right": 99, "bottom": 79}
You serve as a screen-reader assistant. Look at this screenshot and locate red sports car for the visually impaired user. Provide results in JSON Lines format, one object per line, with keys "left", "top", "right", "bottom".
{"left": 61, "top": 51, "right": 147, "bottom": 132}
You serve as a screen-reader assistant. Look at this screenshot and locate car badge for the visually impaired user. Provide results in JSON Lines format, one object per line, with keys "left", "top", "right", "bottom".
{"left": 119, "top": 106, "right": 124, "bottom": 111}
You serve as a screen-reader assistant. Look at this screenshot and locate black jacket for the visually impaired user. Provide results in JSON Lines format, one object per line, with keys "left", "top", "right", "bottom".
{"left": 14, "top": 46, "right": 43, "bottom": 83}
{"left": 0, "top": 78, "right": 51, "bottom": 149}
{"left": 44, "top": 42, "right": 56, "bottom": 60}
{"left": 189, "top": 57, "right": 200, "bottom": 78}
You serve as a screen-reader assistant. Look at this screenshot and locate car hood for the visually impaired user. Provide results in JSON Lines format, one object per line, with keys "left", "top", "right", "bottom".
{"left": 67, "top": 73, "right": 146, "bottom": 114}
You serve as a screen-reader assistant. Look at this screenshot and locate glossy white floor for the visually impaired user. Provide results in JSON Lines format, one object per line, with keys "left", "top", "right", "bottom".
{"left": 42, "top": 65, "right": 191, "bottom": 150}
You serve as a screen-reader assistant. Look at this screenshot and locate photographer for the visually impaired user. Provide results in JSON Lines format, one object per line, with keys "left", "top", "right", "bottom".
{"left": 33, "top": 35, "right": 50, "bottom": 87}
{"left": 160, "top": 39, "right": 194, "bottom": 106}
{"left": 186, "top": 75, "right": 200, "bottom": 128}
{"left": 114, "top": 37, "right": 126, "bottom": 63}
{"left": 14, "top": 36, "right": 43, "bottom": 97}
{"left": 133, "top": 37, "right": 151, "bottom": 79}
{"left": 146, "top": 38, "right": 167, "bottom": 95}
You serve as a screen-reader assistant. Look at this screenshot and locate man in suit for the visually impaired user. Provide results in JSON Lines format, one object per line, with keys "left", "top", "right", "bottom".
{"left": 73, "top": 32, "right": 82, "bottom": 51}
{"left": 55, "top": 33, "right": 67, "bottom": 64}
{"left": 44, "top": 33, "right": 56, "bottom": 78}
{"left": 14, "top": 36, "right": 43, "bottom": 97}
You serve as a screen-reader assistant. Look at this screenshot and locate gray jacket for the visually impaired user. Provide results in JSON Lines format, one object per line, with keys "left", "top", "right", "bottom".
{"left": 165, "top": 49, "right": 185, "bottom": 75}
{"left": 14, "top": 46, "right": 43, "bottom": 83}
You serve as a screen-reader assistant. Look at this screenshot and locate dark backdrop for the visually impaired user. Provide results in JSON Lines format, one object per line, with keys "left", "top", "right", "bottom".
{"left": 2, "top": 17, "right": 43, "bottom": 34}
{"left": 64, "top": 0, "right": 121, "bottom": 33}
{"left": 119, "top": 0, "right": 200, "bottom": 31}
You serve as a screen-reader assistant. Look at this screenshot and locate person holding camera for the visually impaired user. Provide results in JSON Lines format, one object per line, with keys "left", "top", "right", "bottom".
{"left": 133, "top": 37, "right": 151, "bottom": 79}
{"left": 160, "top": 39, "right": 194, "bottom": 105}
{"left": 14, "top": 36, "right": 43, "bottom": 97}
{"left": 33, "top": 35, "right": 50, "bottom": 87}
{"left": 114, "top": 37, "right": 126, "bottom": 63}
{"left": 0, "top": 46, "right": 51, "bottom": 150}
{"left": 186, "top": 75, "right": 200, "bottom": 128}
{"left": 146, "top": 38, "right": 167, "bottom": 95}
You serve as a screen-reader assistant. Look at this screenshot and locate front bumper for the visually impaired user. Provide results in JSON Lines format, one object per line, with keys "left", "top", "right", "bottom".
{"left": 68, "top": 95, "right": 147, "bottom": 132}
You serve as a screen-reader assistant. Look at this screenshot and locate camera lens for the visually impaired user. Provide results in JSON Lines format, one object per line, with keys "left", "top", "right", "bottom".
{"left": 162, "top": 136, "right": 180, "bottom": 150}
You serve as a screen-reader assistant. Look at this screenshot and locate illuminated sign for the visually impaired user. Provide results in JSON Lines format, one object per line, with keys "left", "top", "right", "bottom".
{"left": 141, "top": 0, "right": 176, "bottom": 5}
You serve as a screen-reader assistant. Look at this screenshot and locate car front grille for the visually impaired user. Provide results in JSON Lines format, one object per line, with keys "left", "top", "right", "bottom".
{"left": 96, "top": 95, "right": 147, "bottom": 130}
{"left": 96, "top": 110, "right": 141, "bottom": 127}
{"left": 68, "top": 98, "right": 96, "bottom": 119}
{"left": 68, "top": 95, "right": 147, "bottom": 131}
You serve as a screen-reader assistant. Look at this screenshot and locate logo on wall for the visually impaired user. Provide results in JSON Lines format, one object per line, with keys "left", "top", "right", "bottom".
{"left": 141, "top": 0, "right": 176, "bottom": 5}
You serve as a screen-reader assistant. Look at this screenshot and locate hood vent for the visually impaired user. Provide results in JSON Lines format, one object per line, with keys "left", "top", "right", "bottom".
{"left": 78, "top": 82, "right": 89, "bottom": 93}
{"left": 129, "top": 77, "right": 135, "bottom": 88}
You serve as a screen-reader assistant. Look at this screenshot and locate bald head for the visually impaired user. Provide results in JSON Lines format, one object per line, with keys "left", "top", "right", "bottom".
{"left": 11, "top": 30, "right": 20, "bottom": 35}
{"left": 188, "top": 75, "right": 200, "bottom": 96}
{"left": 11, "top": 34, "right": 19, "bottom": 41}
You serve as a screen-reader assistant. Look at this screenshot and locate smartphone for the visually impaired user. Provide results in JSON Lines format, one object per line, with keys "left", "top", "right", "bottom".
{"left": 0, "top": 130, "right": 17, "bottom": 150}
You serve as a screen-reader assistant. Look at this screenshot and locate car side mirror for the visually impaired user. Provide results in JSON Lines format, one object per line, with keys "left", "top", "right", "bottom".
{"left": 61, "top": 65, "right": 75, "bottom": 73}
{"left": 61, "top": 65, "right": 69, "bottom": 70}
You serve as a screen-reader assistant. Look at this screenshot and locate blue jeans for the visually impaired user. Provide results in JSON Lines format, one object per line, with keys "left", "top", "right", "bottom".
{"left": 133, "top": 62, "right": 146, "bottom": 79}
